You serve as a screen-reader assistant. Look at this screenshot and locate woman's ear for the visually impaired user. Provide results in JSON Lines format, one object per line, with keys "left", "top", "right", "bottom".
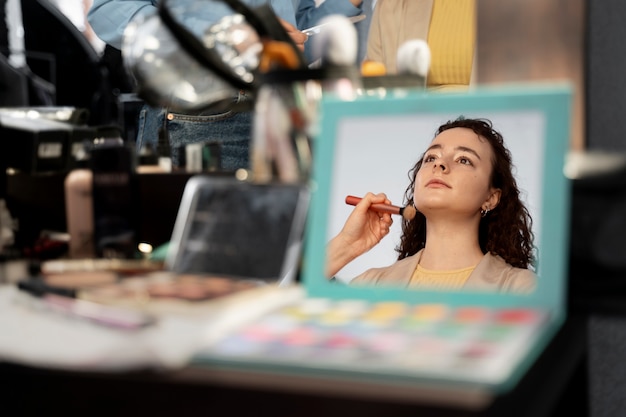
{"left": 485, "top": 188, "right": 502, "bottom": 211}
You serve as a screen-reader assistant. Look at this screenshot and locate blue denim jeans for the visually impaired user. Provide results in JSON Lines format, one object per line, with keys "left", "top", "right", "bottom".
{"left": 135, "top": 96, "right": 253, "bottom": 171}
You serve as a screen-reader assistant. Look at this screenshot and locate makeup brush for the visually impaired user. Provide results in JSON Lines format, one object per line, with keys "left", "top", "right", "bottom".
{"left": 396, "top": 39, "right": 431, "bottom": 79}
{"left": 310, "top": 15, "right": 358, "bottom": 67}
{"left": 345, "top": 195, "right": 417, "bottom": 221}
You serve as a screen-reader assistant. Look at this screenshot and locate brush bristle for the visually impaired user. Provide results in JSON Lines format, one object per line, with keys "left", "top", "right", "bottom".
{"left": 311, "top": 15, "right": 358, "bottom": 66}
{"left": 402, "top": 205, "right": 417, "bottom": 221}
{"left": 396, "top": 39, "right": 431, "bottom": 77}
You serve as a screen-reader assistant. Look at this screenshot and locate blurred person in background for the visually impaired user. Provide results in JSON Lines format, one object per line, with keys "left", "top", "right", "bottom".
{"left": 88, "top": 0, "right": 363, "bottom": 170}
{"left": 366, "top": 0, "right": 475, "bottom": 90}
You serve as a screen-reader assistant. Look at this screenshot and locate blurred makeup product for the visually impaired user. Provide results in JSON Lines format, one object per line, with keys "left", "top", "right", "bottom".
{"left": 309, "top": 15, "right": 360, "bottom": 67}
{"left": 396, "top": 39, "right": 431, "bottom": 79}
{"left": 361, "top": 39, "right": 431, "bottom": 91}
{"left": 361, "top": 60, "right": 387, "bottom": 76}
{"left": 17, "top": 274, "right": 114, "bottom": 299}
{"left": 167, "top": 141, "right": 223, "bottom": 173}
{"left": 17, "top": 268, "right": 263, "bottom": 319}
{"left": 90, "top": 144, "right": 137, "bottom": 259}
{"left": 156, "top": 128, "right": 173, "bottom": 173}
{"left": 251, "top": 14, "right": 361, "bottom": 183}
{"left": 345, "top": 195, "right": 417, "bottom": 221}
{"left": 65, "top": 168, "right": 94, "bottom": 259}
{"left": 40, "top": 258, "right": 163, "bottom": 275}
{"left": 79, "top": 272, "right": 261, "bottom": 304}
{"left": 17, "top": 278, "right": 156, "bottom": 330}
{"left": 185, "top": 143, "right": 204, "bottom": 173}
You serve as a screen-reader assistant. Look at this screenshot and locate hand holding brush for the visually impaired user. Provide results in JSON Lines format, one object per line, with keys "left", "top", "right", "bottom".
{"left": 345, "top": 195, "right": 417, "bottom": 221}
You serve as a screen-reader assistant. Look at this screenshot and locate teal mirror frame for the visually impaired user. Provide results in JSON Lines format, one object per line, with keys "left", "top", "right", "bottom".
{"left": 302, "top": 84, "right": 573, "bottom": 320}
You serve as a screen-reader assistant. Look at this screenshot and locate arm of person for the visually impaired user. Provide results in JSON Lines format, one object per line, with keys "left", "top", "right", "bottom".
{"left": 279, "top": 18, "right": 307, "bottom": 51}
{"left": 296, "top": 0, "right": 363, "bottom": 29}
{"left": 88, "top": 0, "right": 158, "bottom": 50}
{"left": 325, "top": 192, "right": 393, "bottom": 278}
{"left": 88, "top": 0, "right": 299, "bottom": 50}
{"left": 296, "top": 0, "right": 364, "bottom": 64}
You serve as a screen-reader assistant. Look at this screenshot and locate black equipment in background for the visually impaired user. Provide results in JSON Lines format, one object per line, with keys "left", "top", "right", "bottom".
{"left": 19, "top": 0, "right": 118, "bottom": 126}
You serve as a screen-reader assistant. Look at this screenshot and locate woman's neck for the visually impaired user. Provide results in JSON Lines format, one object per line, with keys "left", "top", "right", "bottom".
{"left": 419, "top": 218, "right": 484, "bottom": 270}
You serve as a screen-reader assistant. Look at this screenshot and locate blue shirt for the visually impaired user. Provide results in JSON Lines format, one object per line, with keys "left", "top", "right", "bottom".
{"left": 88, "top": 0, "right": 362, "bottom": 51}
{"left": 88, "top": 1, "right": 295, "bottom": 50}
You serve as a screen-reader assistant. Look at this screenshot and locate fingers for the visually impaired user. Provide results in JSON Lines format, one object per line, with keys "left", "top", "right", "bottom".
{"left": 279, "top": 18, "right": 308, "bottom": 51}
{"left": 362, "top": 192, "right": 390, "bottom": 206}
{"left": 342, "top": 192, "right": 394, "bottom": 246}
{"left": 361, "top": 192, "right": 393, "bottom": 216}
{"left": 371, "top": 215, "right": 391, "bottom": 245}
{"left": 380, "top": 213, "right": 393, "bottom": 227}
{"left": 379, "top": 213, "right": 393, "bottom": 236}
{"left": 372, "top": 205, "right": 392, "bottom": 243}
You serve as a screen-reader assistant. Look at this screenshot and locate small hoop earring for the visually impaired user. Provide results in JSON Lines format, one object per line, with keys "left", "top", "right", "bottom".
{"left": 480, "top": 208, "right": 490, "bottom": 217}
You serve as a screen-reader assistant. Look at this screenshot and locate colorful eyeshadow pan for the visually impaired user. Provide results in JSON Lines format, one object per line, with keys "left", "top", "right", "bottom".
{"left": 204, "top": 298, "right": 550, "bottom": 385}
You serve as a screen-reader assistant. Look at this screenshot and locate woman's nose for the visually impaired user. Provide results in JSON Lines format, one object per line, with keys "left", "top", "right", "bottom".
{"left": 433, "top": 161, "right": 446, "bottom": 171}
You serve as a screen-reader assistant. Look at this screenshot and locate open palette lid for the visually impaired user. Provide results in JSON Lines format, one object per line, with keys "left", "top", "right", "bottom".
{"left": 192, "top": 84, "right": 573, "bottom": 404}
{"left": 302, "top": 84, "right": 573, "bottom": 319}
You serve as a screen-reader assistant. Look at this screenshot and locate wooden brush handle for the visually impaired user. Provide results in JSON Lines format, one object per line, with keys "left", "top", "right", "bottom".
{"left": 345, "top": 195, "right": 401, "bottom": 215}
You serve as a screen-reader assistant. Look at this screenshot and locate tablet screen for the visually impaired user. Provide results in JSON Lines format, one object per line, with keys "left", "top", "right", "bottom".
{"left": 166, "top": 176, "right": 309, "bottom": 283}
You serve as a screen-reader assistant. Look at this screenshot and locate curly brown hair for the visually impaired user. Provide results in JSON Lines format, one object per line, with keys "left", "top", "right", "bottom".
{"left": 396, "top": 117, "right": 535, "bottom": 269}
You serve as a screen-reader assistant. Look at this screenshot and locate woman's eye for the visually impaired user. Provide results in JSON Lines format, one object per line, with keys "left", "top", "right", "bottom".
{"left": 424, "top": 155, "right": 436, "bottom": 163}
{"left": 458, "top": 157, "right": 472, "bottom": 165}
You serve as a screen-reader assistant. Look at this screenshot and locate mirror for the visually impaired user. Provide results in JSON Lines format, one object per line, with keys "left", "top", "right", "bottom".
{"left": 328, "top": 111, "right": 544, "bottom": 284}
{"left": 303, "top": 85, "right": 572, "bottom": 313}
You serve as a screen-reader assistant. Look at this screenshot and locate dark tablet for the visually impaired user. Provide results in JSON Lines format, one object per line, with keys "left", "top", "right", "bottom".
{"left": 165, "top": 176, "right": 309, "bottom": 284}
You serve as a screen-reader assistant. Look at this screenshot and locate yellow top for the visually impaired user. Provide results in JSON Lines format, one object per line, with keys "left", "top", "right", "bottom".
{"left": 409, "top": 263, "right": 475, "bottom": 290}
{"left": 427, "top": 0, "right": 476, "bottom": 88}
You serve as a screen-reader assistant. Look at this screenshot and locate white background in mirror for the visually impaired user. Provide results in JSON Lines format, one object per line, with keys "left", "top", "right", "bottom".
{"left": 328, "top": 111, "right": 545, "bottom": 282}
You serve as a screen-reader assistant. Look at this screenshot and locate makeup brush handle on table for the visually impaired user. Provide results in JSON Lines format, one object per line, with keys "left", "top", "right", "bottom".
{"left": 345, "top": 195, "right": 416, "bottom": 220}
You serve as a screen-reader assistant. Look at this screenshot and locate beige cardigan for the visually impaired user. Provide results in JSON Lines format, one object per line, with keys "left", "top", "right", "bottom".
{"left": 350, "top": 249, "right": 537, "bottom": 294}
{"left": 366, "top": 0, "right": 476, "bottom": 88}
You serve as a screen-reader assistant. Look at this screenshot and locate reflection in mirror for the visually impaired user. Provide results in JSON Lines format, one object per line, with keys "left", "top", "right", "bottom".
{"left": 324, "top": 111, "right": 545, "bottom": 295}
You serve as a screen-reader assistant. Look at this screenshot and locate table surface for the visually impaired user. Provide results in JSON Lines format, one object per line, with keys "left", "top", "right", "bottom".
{"left": 0, "top": 258, "right": 591, "bottom": 416}
{"left": 0, "top": 311, "right": 588, "bottom": 417}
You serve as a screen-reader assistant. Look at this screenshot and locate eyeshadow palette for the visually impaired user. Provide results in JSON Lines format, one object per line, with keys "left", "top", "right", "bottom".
{"left": 194, "top": 297, "right": 551, "bottom": 388}
{"left": 77, "top": 272, "right": 267, "bottom": 316}
{"left": 189, "top": 87, "right": 572, "bottom": 403}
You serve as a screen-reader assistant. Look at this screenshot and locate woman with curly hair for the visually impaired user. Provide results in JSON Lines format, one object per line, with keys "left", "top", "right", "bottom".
{"left": 325, "top": 117, "right": 536, "bottom": 293}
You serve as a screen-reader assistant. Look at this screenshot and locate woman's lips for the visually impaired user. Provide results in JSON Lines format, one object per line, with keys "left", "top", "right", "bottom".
{"left": 426, "top": 179, "right": 450, "bottom": 188}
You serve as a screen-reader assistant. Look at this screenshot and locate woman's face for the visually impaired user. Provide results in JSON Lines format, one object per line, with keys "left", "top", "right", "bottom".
{"left": 414, "top": 127, "right": 500, "bottom": 218}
